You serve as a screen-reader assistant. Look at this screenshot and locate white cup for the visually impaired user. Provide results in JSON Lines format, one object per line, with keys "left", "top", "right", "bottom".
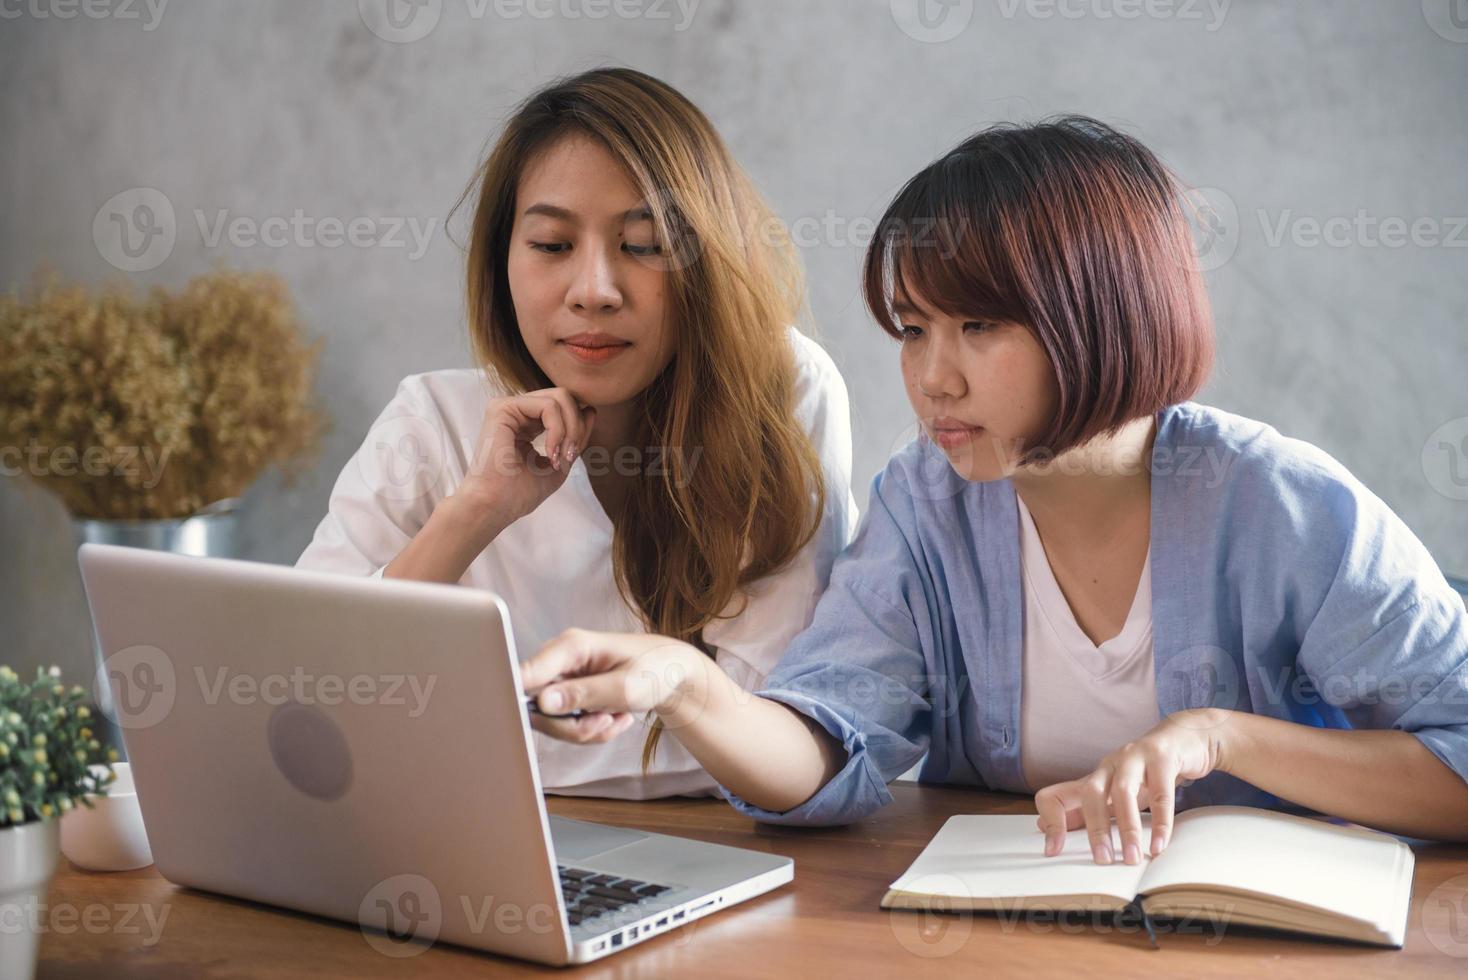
{"left": 60, "top": 763, "right": 153, "bottom": 872}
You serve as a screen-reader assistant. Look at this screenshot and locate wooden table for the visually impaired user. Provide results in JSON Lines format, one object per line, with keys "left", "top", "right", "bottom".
{"left": 36, "top": 784, "right": 1468, "bottom": 978}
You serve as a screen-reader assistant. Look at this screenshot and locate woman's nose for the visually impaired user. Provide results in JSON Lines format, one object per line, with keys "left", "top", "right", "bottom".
{"left": 917, "top": 343, "right": 966, "bottom": 400}
{"left": 567, "top": 246, "right": 623, "bottom": 313}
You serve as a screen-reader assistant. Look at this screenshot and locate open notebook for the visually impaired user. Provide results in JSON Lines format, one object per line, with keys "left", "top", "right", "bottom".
{"left": 883, "top": 806, "right": 1415, "bottom": 948}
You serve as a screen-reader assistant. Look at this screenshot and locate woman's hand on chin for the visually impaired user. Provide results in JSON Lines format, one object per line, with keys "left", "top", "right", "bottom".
{"left": 456, "top": 387, "right": 597, "bottom": 534}
{"left": 519, "top": 629, "right": 711, "bottom": 744}
{"left": 1033, "top": 708, "right": 1235, "bottom": 866}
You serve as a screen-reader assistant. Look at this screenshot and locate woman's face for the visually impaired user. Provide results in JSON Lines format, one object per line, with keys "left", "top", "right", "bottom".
{"left": 896, "top": 292, "right": 1060, "bottom": 481}
{"left": 506, "top": 133, "right": 678, "bottom": 409}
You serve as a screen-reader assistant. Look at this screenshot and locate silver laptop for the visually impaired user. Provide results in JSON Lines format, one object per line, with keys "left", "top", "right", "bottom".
{"left": 77, "top": 543, "right": 792, "bottom": 966}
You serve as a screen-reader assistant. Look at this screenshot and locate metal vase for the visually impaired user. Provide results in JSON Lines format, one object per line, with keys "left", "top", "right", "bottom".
{"left": 73, "top": 498, "right": 242, "bottom": 761}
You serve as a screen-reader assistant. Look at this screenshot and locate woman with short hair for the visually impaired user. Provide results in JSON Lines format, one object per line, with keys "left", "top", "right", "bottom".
{"left": 522, "top": 115, "right": 1468, "bottom": 862}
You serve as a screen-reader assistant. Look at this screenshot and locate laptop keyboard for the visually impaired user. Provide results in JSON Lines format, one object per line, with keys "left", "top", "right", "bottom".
{"left": 559, "top": 865, "right": 672, "bottom": 927}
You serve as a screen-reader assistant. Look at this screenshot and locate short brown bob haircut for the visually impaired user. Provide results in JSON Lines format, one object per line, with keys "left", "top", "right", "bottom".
{"left": 863, "top": 115, "right": 1215, "bottom": 461}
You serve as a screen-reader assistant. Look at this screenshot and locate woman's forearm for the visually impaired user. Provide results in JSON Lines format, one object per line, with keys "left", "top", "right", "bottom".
{"left": 383, "top": 495, "right": 507, "bottom": 584}
{"left": 1218, "top": 710, "right": 1468, "bottom": 840}
{"left": 657, "top": 653, "right": 846, "bottom": 813}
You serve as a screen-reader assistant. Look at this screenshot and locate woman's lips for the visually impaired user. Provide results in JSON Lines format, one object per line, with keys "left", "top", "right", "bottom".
{"left": 930, "top": 420, "right": 985, "bottom": 450}
{"left": 559, "top": 338, "right": 632, "bottom": 364}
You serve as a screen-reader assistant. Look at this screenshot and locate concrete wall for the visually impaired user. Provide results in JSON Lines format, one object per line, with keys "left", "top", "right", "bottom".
{"left": 3, "top": 0, "right": 1465, "bottom": 683}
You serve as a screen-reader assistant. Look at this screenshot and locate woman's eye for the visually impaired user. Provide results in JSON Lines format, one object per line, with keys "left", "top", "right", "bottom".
{"left": 963, "top": 320, "right": 995, "bottom": 333}
{"left": 529, "top": 242, "right": 569, "bottom": 254}
{"left": 900, "top": 324, "right": 924, "bottom": 340}
{"left": 623, "top": 243, "right": 663, "bottom": 257}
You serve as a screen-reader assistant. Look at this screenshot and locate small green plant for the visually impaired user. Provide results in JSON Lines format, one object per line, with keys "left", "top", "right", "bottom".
{"left": 0, "top": 665, "right": 117, "bottom": 828}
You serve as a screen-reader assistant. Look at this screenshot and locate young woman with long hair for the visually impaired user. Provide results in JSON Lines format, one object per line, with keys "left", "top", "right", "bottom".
{"left": 297, "top": 67, "right": 857, "bottom": 799}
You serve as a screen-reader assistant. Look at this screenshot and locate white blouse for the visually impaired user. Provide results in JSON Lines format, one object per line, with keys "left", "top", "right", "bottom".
{"left": 1015, "top": 492, "right": 1161, "bottom": 792}
{"left": 295, "top": 327, "right": 859, "bottom": 799}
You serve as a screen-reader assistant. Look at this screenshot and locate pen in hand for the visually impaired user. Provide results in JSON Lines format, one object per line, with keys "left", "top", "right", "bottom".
{"left": 522, "top": 693, "right": 585, "bottom": 719}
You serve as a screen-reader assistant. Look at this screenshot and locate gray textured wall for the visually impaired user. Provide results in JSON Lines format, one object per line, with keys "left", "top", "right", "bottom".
{"left": 3, "top": 0, "right": 1466, "bottom": 685}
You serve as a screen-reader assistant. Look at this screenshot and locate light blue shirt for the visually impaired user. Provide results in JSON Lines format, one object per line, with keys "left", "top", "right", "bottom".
{"left": 721, "top": 401, "right": 1468, "bottom": 825}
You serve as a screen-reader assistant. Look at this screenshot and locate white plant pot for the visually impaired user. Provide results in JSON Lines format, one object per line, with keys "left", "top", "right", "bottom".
{"left": 0, "top": 818, "right": 61, "bottom": 980}
{"left": 60, "top": 763, "right": 152, "bottom": 871}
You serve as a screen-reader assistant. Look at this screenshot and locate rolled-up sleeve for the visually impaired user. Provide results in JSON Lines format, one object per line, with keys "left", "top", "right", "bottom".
{"left": 1292, "top": 474, "right": 1468, "bottom": 784}
{"left": 719, "top": 469, "right": 934, "bottom": 826}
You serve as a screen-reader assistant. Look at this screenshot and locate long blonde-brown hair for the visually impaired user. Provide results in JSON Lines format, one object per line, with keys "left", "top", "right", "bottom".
{"left": 455, "top": 68, "right": 826, "bottom": 767}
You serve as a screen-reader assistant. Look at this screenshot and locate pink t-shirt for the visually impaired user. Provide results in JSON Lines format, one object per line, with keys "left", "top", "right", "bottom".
{"left": 1016, "top": 493, "right": 1161, "bottom": 793}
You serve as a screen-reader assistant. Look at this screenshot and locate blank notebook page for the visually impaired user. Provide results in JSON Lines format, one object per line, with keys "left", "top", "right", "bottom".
{"left": 887, "top": 813, "right": 1154, "bottom": 903}
{"left": 1138, "top": 806, "right": 1411, "bottom": 922}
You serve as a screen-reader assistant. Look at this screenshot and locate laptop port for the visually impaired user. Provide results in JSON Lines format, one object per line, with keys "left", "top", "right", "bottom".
{"left": 657, "top": 917, "right": 668, "bottom": 927}
{"left": 672, "top": 910, "right": 685, "bottom": 921}
{"left": 611, "top": 933, "right": 623, "bottom": 948}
